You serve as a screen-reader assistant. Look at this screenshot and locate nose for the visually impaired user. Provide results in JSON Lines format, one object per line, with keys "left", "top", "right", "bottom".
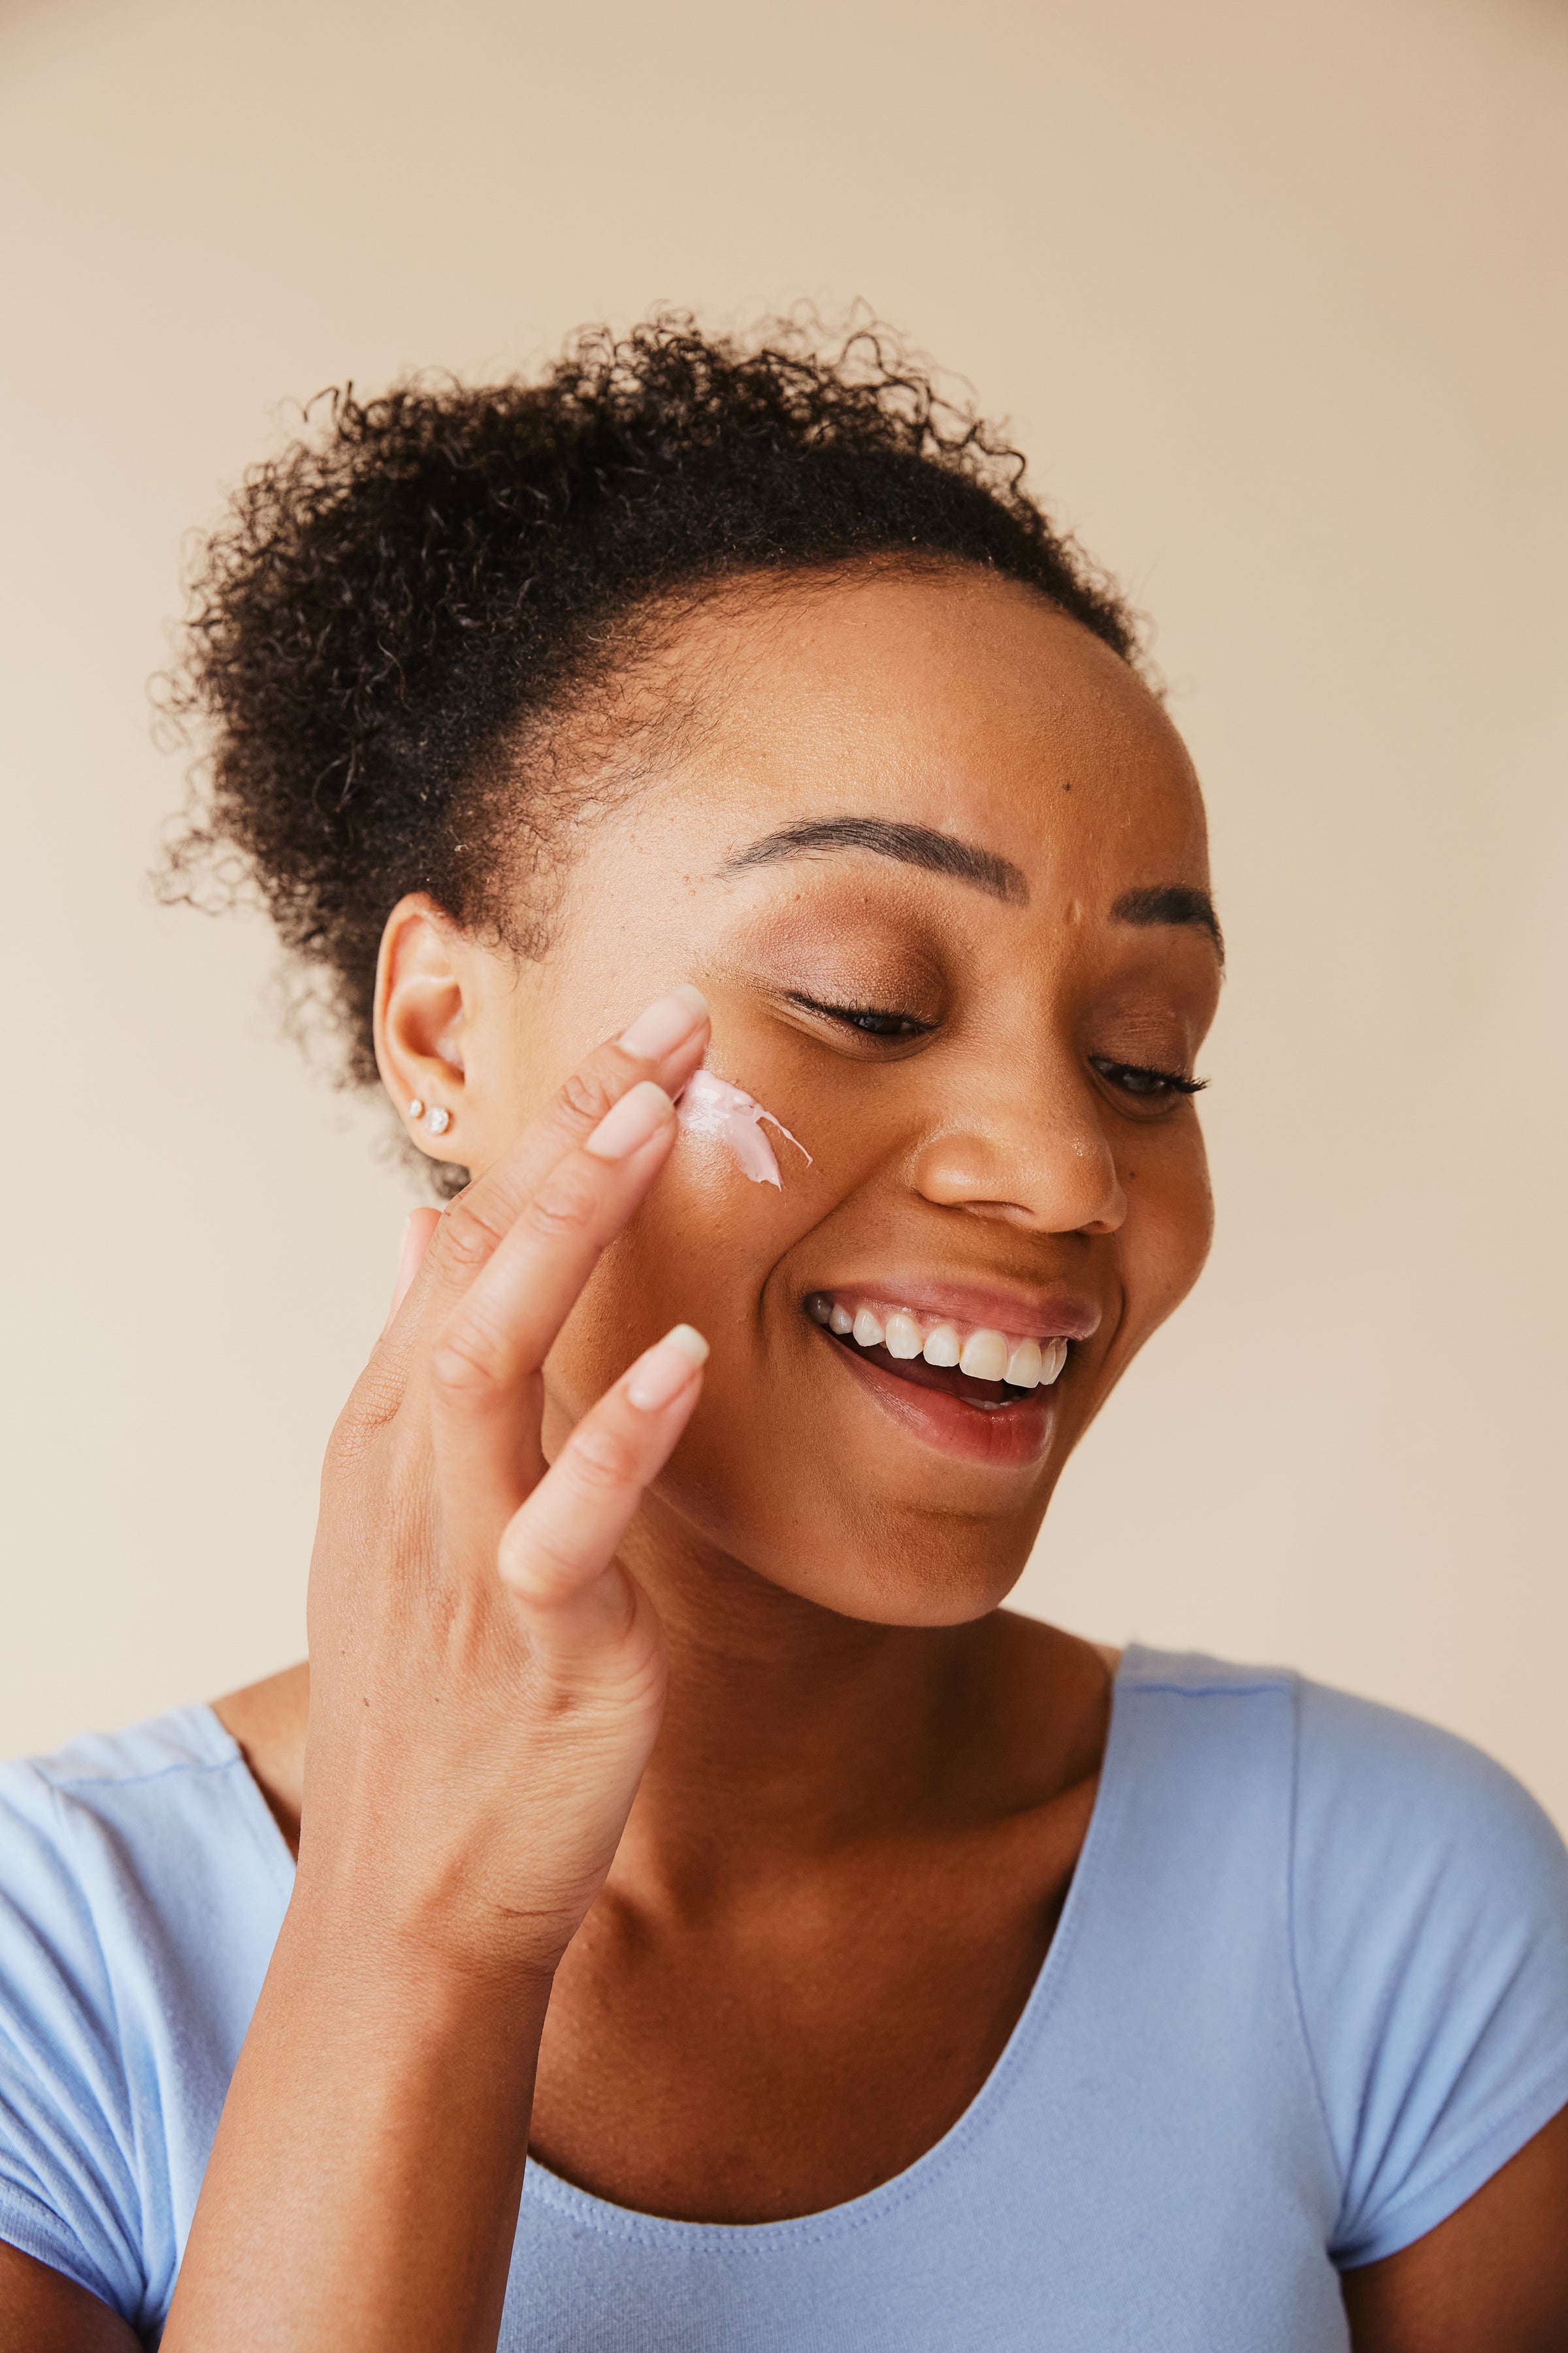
{"left": 908, "top": 1059, "right": 1127, "bottom": 1237}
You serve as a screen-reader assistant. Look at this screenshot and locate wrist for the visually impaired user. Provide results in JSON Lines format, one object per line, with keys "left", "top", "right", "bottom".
{"left": 282, "top": 1861, "right": 564, "bottom": 2015}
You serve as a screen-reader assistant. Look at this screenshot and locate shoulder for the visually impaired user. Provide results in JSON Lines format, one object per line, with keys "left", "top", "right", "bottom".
{"left": 0, "top": 1703, "right": 290, "bottom": 1928}
{"left": 0, "top": 1702, "right": 291, "bottom": 2093}
{"left": 1286, "top": 1675, "right": 1568, "bottom": 2032}
{"left": 1285, "top": 1677, "right": 1568, "bottom": 2265}
{"left": 1117, "top": 1643, "right": 1566, "bottom": 1888}
{"left": 4, "top": 1701, "right": 244, "bottom": 1811}
{"left": 0, "top": 1702, "right": 292, "bottom": 1999}
{"left": 0, "top": 1707, "right": 293, "bottom": 2324}
{"left": 1292, "top": 1673, "right": 1566, "bottom": 1866}
{"left": 1117, "top": 1648, "right": 1568, "bottom": 2265}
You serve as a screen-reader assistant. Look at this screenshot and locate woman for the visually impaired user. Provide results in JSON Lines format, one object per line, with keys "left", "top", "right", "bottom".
{"left": 1, "top": 320, "right": 1565, "bottom": 2352}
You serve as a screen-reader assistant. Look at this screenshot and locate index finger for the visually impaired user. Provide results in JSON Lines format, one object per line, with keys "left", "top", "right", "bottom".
{"left": 393, "top": 984, "right": 710, "bottom": 1344}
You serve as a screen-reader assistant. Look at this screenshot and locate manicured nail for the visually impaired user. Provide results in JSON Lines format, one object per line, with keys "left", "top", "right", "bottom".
{"left": 626, "top": 1324, "right": 710, "bottom": 1411}
{"left": 617, "top": 984, "right": 710, "bottom": 1062}
{"left": 584, "top": 1079, "right": 674, "bottom": 1160}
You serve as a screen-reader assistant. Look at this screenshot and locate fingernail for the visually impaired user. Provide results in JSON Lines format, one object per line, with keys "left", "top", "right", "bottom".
{"left": 584, "top": 1079, "right": 674, "bottom": 1160}
{"left": 627, "top": 1324, "right": 710, "bottom": 1411}
{"left": 617, "top": 984, "right": 710, "bottom": 1062}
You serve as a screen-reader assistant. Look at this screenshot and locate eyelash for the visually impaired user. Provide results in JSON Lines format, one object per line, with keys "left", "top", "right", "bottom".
{"left": 790, "top": 995, "right": 934, "bottom": 1040}
{"left": 1088, "top": 1056, "right": 1207, "bottom": 1099}
{"left": 794, "top": 998, "right": 1205, "bottom": 1098}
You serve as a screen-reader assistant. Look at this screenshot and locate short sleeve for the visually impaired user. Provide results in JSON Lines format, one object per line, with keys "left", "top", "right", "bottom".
{"left": 1290, "top": 1682, "right": 1568, "bottom": 2268}
{"left": 0, "top": 1761, "right": 147, "bottom": 2322}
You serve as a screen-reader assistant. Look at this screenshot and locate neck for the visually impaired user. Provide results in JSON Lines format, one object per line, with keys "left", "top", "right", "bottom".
{"left": 643, "top": 1564, "right": 970, "bottom": 1837}
{"left": 213, "top": 1521, "right": 1103, "bottom": 1886}
{"left": 608, "top": 1505, "right": 1086, "bottom": 1904}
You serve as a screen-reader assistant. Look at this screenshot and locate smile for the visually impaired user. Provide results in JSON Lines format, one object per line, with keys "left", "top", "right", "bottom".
{"left": 804, "top": 1292, "right": 1070, "bottom": 1410}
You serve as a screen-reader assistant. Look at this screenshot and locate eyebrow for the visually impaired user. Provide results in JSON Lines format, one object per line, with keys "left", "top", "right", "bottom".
{"left": 720, "top": 817, "right": 1223, "bottom": 961}
{"left": 1112, "top": 884, "right": 1224, "bottom": 962}
{"left": 721, "top": 817, "right": 1029, "bottom": 904}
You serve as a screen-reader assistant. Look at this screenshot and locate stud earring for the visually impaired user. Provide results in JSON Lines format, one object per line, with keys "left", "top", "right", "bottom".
{"left": 423, "top": 1104, "right": 451, "bottom": 1138}
{"left": 406, "top": 1096, "right": 425, "bottom": 1121}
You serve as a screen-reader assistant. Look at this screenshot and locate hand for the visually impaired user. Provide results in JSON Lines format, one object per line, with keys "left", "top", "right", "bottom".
{"left": 297, "top": 984, "right": 713, "bottom": 1981}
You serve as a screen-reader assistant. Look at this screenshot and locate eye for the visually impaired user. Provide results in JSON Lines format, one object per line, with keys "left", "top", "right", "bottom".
{"left": 788, "top": 995, "right": 934, "bottom": 1042}
{"left": 1089, "top": 1055, "right": 1206, "bottom": 1101}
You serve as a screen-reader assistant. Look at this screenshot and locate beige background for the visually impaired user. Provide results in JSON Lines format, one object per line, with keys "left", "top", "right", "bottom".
{"left": 2, "top": 0, "right": 1564, "bottom": 1818}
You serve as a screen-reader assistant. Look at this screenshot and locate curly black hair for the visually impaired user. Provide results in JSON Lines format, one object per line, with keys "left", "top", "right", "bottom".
{"left": 158, "top": 313, "right": 1140, "bottom": 1112}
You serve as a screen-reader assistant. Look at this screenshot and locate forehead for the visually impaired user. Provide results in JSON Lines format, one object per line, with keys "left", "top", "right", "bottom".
{"left": 640, "top": 565, "right": 1209, "bottom": 895}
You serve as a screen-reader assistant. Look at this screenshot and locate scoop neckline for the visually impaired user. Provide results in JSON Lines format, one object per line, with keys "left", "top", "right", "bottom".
{"left": 516, "top": 1643, "right": 1144, "bottom": 2251}
{"left": 201, "top": 1644, "right": 1146, "bottom": 2250}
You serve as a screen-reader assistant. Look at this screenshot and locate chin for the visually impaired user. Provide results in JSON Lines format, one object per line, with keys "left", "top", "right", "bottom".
{"left": 646, "top": 1455, "right": 1050, "bottom": 1630}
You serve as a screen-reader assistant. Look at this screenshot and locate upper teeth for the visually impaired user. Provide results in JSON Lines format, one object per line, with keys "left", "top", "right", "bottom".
{"left": 808, "top": 1296, "right": 1068, "bottom": 1388}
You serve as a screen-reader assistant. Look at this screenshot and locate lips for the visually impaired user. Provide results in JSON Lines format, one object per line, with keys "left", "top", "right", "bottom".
{"left": 802, "top": 1283, "right": 1086, "bottom": 1468}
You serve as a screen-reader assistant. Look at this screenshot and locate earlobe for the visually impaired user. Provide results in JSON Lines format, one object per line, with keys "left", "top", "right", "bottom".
{"left": 374, "top": 895, "right": 470, "bottom": 1155}
{"left": 406, "top": 1096, "right": 453, "bottom": 1138}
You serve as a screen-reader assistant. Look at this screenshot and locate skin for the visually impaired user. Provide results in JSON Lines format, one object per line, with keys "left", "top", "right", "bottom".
{"left": 4, "top": 567, "right": 1563, "bottom": 2348}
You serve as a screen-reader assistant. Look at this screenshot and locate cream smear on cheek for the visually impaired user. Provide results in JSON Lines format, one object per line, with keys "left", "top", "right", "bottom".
{"left": 674, "top": 1067, "right": 811, "bottom": 1188}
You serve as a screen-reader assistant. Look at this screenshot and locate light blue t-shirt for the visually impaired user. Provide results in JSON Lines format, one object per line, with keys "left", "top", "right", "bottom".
{"left": 2, "top": 1646, "right": 1567, "bottom": 2350}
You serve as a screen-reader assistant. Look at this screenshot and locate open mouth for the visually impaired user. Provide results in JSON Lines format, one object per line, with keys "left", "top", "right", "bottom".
{"left": 804, "top": 1292, "right": 1069, "bottom": 1414}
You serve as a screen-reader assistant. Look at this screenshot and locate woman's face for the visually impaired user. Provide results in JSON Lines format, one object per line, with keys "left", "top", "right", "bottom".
{"left": 424, "top": 566, "right": 1221, "bottom": 1624}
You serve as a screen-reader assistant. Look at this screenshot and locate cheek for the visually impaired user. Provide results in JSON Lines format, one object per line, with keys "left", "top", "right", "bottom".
{"left": 1118, "top": 1123, "right": 1215, "bottom": 1338}
{"left": 538, "top": 1142, "right": 826, "bottom": 1436}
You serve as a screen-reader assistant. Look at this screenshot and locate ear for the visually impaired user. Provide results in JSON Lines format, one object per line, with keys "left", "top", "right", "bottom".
{"left": 374, "top": 895, "right": 472, "bottom": 1160}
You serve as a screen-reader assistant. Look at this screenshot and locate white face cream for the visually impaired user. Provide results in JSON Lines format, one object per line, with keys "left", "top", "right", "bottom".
{"left": 674, "top": 1067, "right": 811, "bottom": 1189}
